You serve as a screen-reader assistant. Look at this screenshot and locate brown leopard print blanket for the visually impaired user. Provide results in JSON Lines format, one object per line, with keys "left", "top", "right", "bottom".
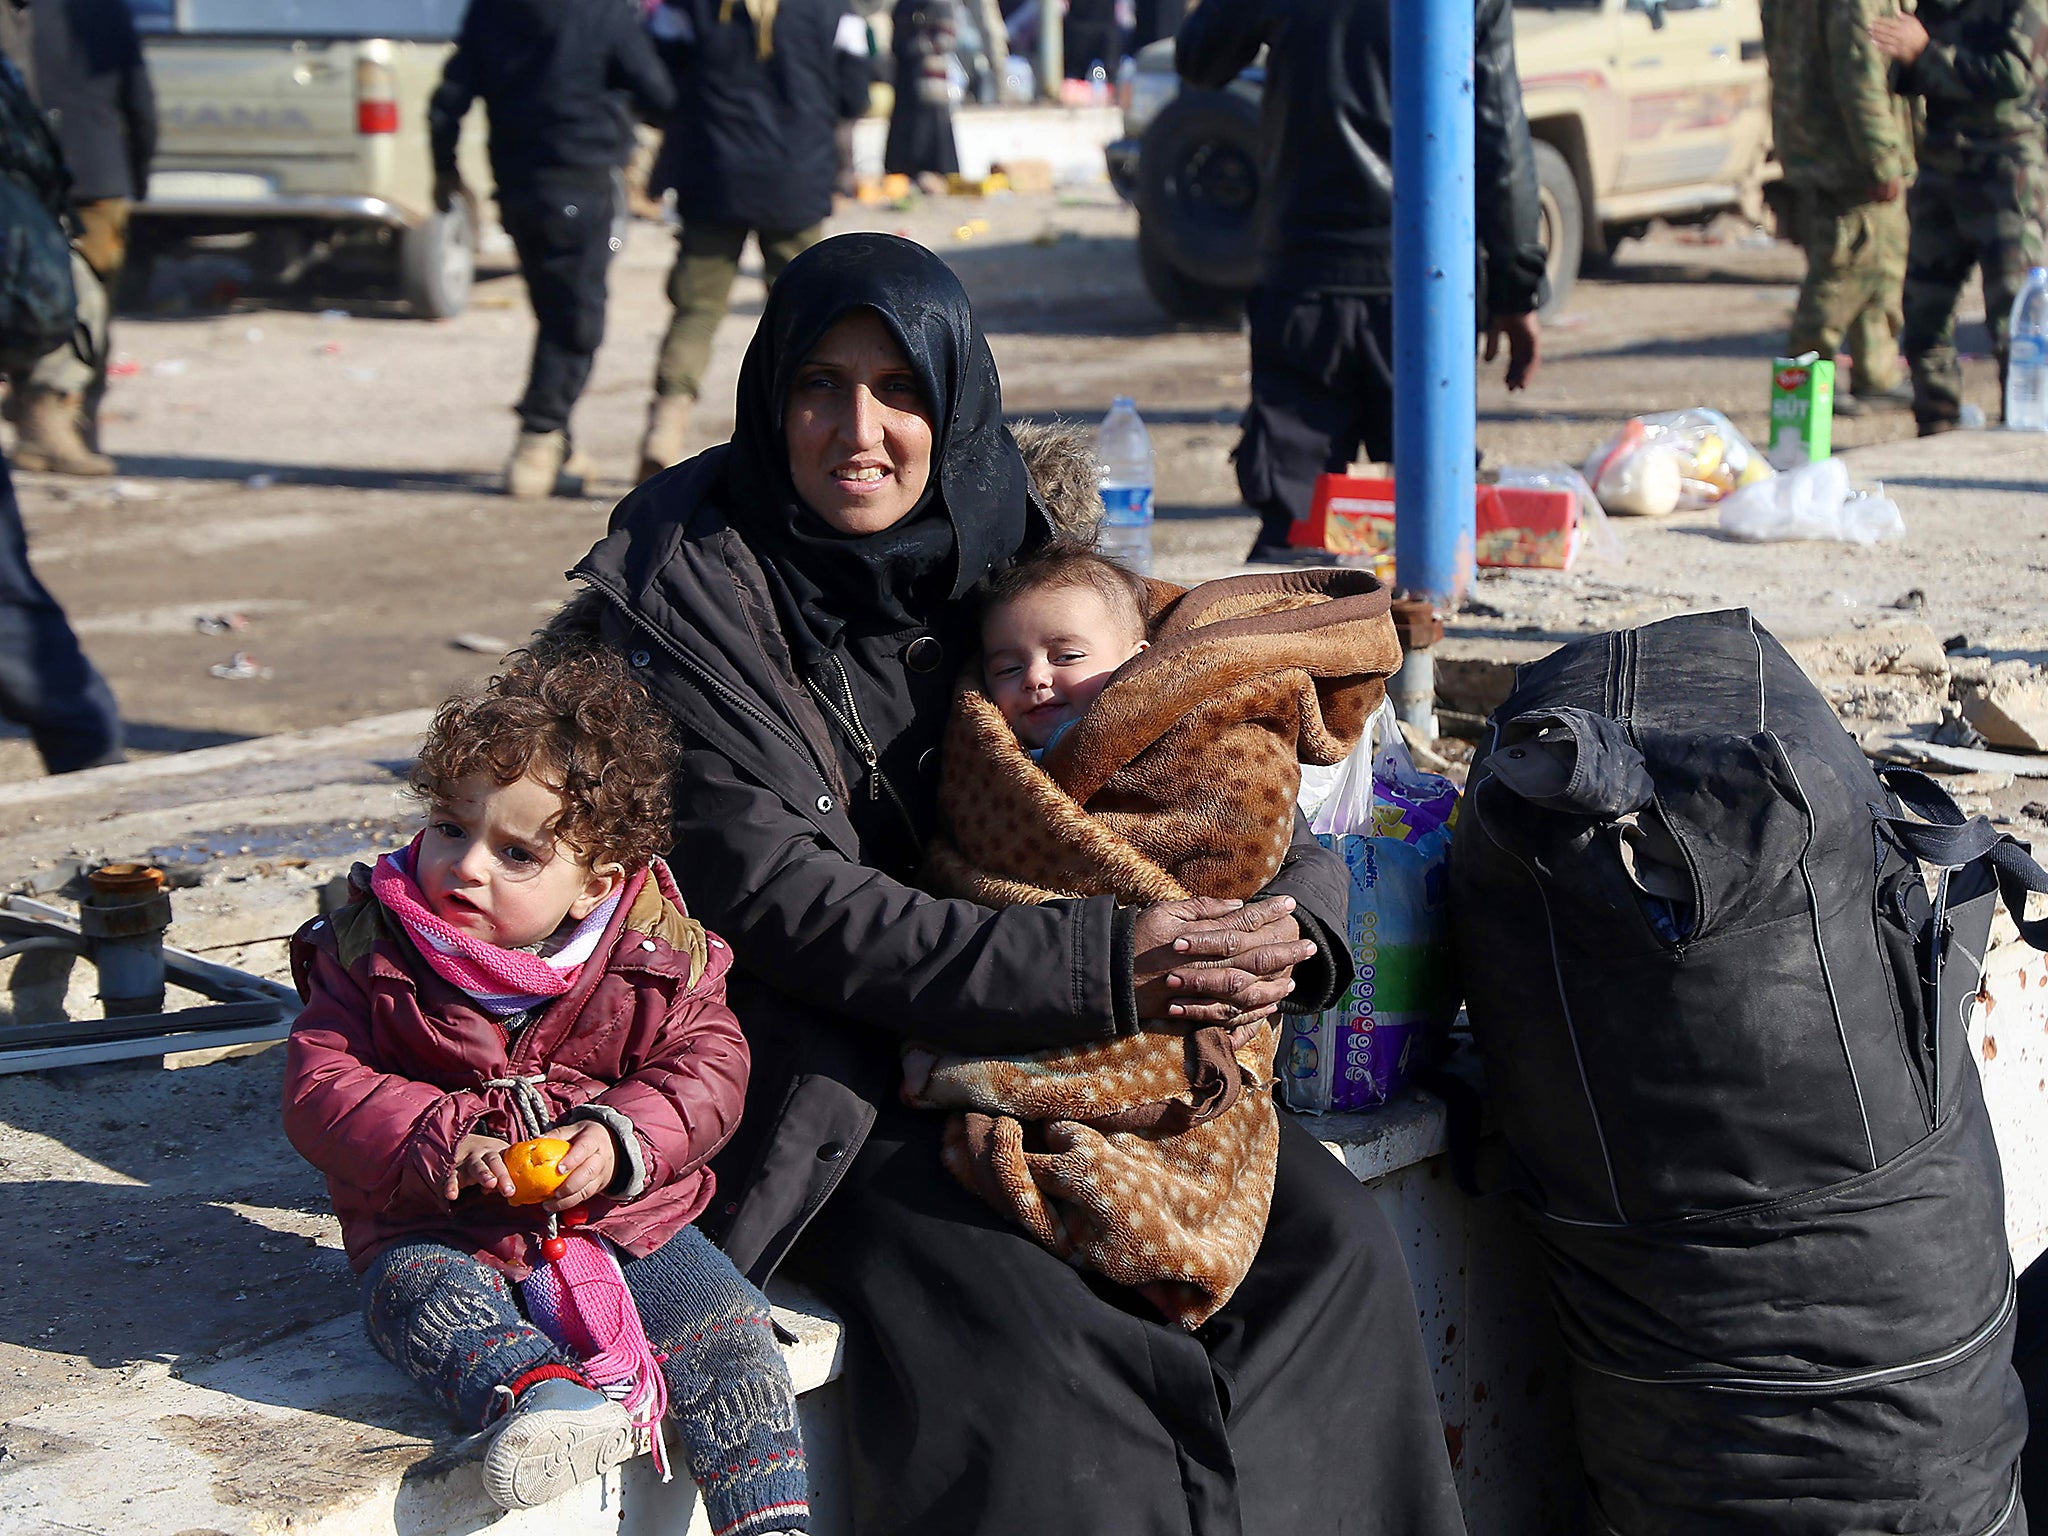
{"left": 904, "top": 567, "right": 1400, "bottom": 1328}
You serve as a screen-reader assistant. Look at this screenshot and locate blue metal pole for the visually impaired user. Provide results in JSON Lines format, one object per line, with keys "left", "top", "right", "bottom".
{"left": 1391, "top": 0, "right": 1477, "bottom": 611}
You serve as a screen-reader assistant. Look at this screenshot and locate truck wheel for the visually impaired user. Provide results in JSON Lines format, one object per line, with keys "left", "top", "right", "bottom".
{"left": 1532, "top": 140, "right": 1581, "bottom": 315}
{"left": 1137, "top": 223, "right": 1244, "bottom": 325}
{"left": 1135, "top": 88, "right": 1263, "bottom": 292}
{"left": 397, "top": 193, "right": 475, "bottom": 320}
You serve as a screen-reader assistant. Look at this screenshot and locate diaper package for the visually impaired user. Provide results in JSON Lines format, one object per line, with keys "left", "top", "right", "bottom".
{"left": 1284, "top": 703, "right": 1461, "bottom": 1114}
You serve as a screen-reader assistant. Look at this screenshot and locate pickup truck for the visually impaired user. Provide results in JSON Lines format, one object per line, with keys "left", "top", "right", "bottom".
{"left": 125, "top": 0, "right": 494, "bottom": 318}
{"left": 1110, "top": 0, "right": 1775, "bottom": 320}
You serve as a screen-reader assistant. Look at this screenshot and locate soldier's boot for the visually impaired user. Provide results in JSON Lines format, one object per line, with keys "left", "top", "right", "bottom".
{"left": 13, "top": 391, "right": 114, "bottom": 476}
{"left": 637, "top": 394, "right": 691, "bottom": 483}
{"left": 505, "top": 428, "right": 570, "bottom": 500}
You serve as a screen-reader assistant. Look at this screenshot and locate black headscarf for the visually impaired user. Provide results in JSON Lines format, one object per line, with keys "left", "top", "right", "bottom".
{"left": 723, "top": 232, "right": 1050, "bottom": 663}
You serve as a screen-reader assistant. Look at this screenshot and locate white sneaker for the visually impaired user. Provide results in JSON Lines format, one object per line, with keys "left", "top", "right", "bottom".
{"left": 480, "top": 1377, "right": 635, "bottom": 1510}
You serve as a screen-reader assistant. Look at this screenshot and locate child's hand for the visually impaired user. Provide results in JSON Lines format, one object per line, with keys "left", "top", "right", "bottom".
{"left": 542, "top": 1120, "right": 618, "bottom": 1212}
{"left": 449, "top": 1132, "right": 514, "bottom": 1200}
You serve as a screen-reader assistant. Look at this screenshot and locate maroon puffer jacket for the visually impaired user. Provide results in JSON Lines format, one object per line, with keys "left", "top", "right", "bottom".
{"left": 282, "top": 865, "right": 749, "bottom": 1278}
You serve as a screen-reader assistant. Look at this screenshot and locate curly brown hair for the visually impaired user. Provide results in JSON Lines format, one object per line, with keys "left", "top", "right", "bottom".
{"left": 409, "top": 639, "right": 678, "bottom": 873}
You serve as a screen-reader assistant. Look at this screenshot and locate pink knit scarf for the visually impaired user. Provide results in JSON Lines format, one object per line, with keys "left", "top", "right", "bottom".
{"left": 369, "top": 836, "right": 641, "bottom": 1015}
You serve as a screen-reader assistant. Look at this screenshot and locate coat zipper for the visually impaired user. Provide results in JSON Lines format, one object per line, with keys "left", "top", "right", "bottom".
{"left": 805, "top": 655, "right": 924, "bottom": 855}
{"left": 1577, "top": 1267, "right": 2015, "bottom": 1396}
{"left": 576, "top": 573, "right": 836, "bottom": 799}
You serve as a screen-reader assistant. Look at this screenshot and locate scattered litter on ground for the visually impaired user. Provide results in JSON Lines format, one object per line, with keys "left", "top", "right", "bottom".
{"left": 448, "top": 632, "right": 510, "bottom": 655}
{"left": 1717, "top": 458, "right": 1904, "bottom": 546}
{"left": 106, "top": 358, "right": 139, "bottom": 378}
{"left": 1960, "top": 403, "right": 1987, "bottom": 428}
{"left": 319, "top": 309, "right": 350, "bottom": 322}
{"left": 1870, "top": 728, "right": 2048, "bottom": 778}
{"left": 244, "top": 326, "right": 263, "bottom": 343}
{"left": 193, "top": 613, "right": 248, "bottom": 636}
{"left": 108, "top": 480, "right": 159, "bottom": 501}
{"left": 244, "top": 473, "right": 275, "bottom": 491}
{"left": 316, "top": 342, "right": 343, "bottom": 358}
{"left": 1932, "top": 708, "right": 1989, "bottom": 749}
{"left": 148, "top": 359, "right": 188, "bottom": 378}
{"left": 208, "top": 651, "right": 271, "bottom": 681}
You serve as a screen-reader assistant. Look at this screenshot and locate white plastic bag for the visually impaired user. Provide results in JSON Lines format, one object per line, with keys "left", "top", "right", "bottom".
{"left": 1716, "top": 457, "right": 1905, "bottom": 545}
{"left": 1304, "top": 716, "right": 1377, "bottom": 837}
{"left": 1582, "top": 408, "right": 1774, "bottom": 516}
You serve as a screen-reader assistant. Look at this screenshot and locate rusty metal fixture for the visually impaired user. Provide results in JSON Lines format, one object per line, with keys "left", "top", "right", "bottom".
{"left": 1389, "top": 595, "right": 1445, "bottom": 651}
{"left": 79, "top": 863, "right": 173, "bottom": 1016}
{"left": 1389, "top": 597, "right": 1445, "bottom": 735}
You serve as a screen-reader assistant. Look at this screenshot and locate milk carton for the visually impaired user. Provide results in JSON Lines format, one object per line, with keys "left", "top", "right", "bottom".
{"left": 1769, "top": 352, "right": 1834, "bottom": 465}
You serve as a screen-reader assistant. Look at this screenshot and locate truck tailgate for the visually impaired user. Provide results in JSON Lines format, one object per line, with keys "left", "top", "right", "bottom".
{"left": 146, "top": 35, "right": 358, "bottom": 194}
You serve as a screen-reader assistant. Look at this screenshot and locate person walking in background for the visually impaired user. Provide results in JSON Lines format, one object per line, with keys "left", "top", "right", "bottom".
{"left": 1762, "top": 0, "right": 1916, "bottom": 416}
{"left": 1873, "top": 0, "right": 2048, "bottom": 433}
{"left": 0, "top": 23, "right": 122, "bottom": 772}
{"left": 429, "top": 0, "right": 675, "bottom": 500}
{"left": 1063, "top": 0, "right": 1118, "bottom": 81}
{"left": 8, "top": 0, "right": 152, "bottom": 478}
{"left": 885, "top": 0, "right": 960, "bottom": 190}
{"left": 637, "top": 0, "right": 871, "bottom": 482}
{"left": 1179, "top": 0, "right": 1547, "bottom": 564}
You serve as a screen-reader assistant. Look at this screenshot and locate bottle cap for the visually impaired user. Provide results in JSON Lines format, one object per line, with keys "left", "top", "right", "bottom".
{"left": 2034, "top": 267, "right": 2048, "bottom": 280}
{"left": 1112, "top": 394, "right": 1135, "bottom": 409}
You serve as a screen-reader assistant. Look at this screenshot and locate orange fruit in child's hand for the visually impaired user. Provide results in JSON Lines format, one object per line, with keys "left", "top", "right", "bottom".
{"left": 502, "top": 1136, "right": 573, "bottom": 1206}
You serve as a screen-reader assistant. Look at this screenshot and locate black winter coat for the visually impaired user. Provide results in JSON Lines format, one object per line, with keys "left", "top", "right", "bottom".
{"left": 568, "top": 449, "right": 1354, "bottom": 1285}
{"left": 1178, "top": 0, "right": 1548, "bottom": 314}
{"left": 29, "top": 0, "right": 153, "bottom": 204}
{"left": 429, "top": 0, "right": 675, "bottom": 192}
{"left": 650, "top": 0, "right": 870, "bottom": 233}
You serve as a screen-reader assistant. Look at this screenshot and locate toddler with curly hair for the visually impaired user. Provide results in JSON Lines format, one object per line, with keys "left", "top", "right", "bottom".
{"left": 282, "top": 640, "right": 808, "bottom": 1533}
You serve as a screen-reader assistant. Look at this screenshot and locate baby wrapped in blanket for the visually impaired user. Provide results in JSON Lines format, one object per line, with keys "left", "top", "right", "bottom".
{"left": 903, "top": 544, "right": 1400, "bottom": 1327}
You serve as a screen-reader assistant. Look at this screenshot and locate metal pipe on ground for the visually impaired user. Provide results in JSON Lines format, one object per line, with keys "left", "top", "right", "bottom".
{"left": 1390, "top": 0, "right": 1477, "bottom": 737}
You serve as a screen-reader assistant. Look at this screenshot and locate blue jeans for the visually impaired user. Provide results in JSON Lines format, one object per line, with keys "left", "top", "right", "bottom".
{"left": 0, "top": 449, "right": 120, "bottom": 772}
{"left": 362, "top": 1226, "right": 808, "bottom": 1535}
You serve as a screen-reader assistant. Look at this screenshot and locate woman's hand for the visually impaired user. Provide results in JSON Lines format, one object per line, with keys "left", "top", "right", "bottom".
{"left": 1133, "top": 895, "right": 1316, "bottom": 1028}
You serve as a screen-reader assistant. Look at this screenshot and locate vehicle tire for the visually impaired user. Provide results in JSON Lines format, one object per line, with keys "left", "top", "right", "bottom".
{"left": 1136, "top": 222, "right": 1245, "bottom": 325}
{"left": 397, "top": 192, "right": 476, "bottom": 320}
{"left": 1134, "top": 87, "right": 1262, "bottom": 292}
{"left": 1531, "top": 139, "right": 1581, "bottom": 316}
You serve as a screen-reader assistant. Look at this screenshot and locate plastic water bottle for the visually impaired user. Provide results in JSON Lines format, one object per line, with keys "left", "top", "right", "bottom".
{"left": 1095, "top": 395, "right": 1155, "bottom": 575}
{"left": 2006, "top": 266, "right": 2048, "bottom": 431}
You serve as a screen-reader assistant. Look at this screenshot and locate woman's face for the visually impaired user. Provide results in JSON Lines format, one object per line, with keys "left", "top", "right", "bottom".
{"left": 784, "top": 310, "right": 937, "bottom": 535}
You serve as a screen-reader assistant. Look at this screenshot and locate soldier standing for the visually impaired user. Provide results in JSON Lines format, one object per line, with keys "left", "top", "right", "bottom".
{"left": 1762, "top": 0, "right": 1916, "bottom": 416}
{"left": 1873, "top": 0, "right": 2048, "bottom": 433}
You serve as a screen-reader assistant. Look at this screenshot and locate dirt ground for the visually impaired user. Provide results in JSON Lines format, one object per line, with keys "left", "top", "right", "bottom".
{"left": 0, "top": 185, "right": 2010, "bottom": 784}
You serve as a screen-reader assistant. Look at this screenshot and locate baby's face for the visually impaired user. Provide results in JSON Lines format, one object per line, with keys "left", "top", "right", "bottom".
{"left": 416, "top": 772, "right": 613, "bottom": 948}
{"left": 982, "top": 585, "right": 1147, "bottom": 750}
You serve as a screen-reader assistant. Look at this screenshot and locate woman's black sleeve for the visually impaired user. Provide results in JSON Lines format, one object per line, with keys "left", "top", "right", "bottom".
{"left": 672, "top": 743, "right": 1135, "bottom": 1053}
{"left": 1260, "top": 811, "right": 1352, "bottom": 1013}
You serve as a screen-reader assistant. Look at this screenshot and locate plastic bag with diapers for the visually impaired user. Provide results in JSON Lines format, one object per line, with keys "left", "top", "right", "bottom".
{"left": 1283, "top": 701, "right": 1461, "bottom": 1114}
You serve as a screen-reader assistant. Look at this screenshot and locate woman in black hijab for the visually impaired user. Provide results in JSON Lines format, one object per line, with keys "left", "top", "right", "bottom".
{"left": 568, "top": 233, "right": 1466, "bottom": 1536}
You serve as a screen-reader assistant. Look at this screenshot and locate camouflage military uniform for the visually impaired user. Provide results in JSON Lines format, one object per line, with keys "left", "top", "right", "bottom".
{"left": 1762, "top": 0, "right": 1917, "bottom": 396}
{"left": 1894, "top": 0, "right": 2048, "bottom": 429}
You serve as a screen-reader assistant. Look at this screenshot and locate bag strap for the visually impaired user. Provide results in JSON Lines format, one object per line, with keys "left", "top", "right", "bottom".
{"left": 1877, "top": 766, "right": 2048, "bottom": 951}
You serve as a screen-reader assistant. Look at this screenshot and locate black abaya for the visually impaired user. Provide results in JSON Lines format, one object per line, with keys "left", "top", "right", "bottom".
{"left": 788, "top": 1103, "right": 1468, "bottom": 1535}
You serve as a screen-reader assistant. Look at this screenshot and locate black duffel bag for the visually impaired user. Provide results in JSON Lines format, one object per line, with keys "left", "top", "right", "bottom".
{"left": 1449, "top": 607, "right": 2048, "bottom": 1536}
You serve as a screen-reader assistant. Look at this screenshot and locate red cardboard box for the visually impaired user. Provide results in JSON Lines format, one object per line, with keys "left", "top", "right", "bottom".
{"left": 1289, "top": 473, "right": 1581, "bottom": 571}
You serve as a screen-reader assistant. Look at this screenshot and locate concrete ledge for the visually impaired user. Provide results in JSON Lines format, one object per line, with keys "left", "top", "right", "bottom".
{"left": 0, "top": 1283, "right": 845, "bottom": 1536}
